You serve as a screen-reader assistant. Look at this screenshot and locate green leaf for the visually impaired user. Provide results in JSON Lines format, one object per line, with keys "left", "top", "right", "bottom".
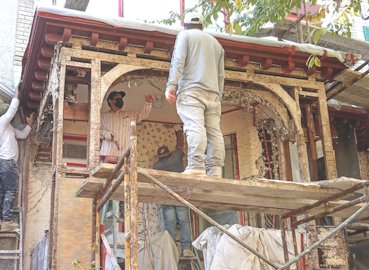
{"left": 234, "top": 21, "right": 242, "bottom": 34}
{"left": 313, "top": 29, "right": 326, "bottom": 44}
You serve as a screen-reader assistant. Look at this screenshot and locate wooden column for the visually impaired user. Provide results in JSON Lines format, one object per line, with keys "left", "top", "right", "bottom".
{"left": 317, "top": 86, "right": 337, "bottom": 179}
{"left": 124, "top": 155, "right": 131, "bottom": 270}
{"left": 294, "top": 87, "right": 310, "bottom": 182}
{"left": 51, "top": 50, "right": 67, "bottom": 269}
{"left": 304, "top": 104, "right": 319, "bottom": 180}
{"left": 129, "top": 121, "right": 138, "bottom": 269}
{"left": 282, "top": 141, "right": 293, "bottom": 181}
{"left": 92, "top": 199, "right": 101, "bottom": 269}
{"left": 89, "top": 59, "right": 102, "bottom": 170}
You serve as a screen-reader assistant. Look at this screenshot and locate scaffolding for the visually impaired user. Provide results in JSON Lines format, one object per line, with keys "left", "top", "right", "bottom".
{"left": 76, "top": 121, "right": 369, "bottom": 270}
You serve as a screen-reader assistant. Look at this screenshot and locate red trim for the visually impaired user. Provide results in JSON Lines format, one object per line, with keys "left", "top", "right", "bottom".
{"left": 20, "top": 9, "right": 347, "bottom": 113}
{"left": 63, "top": 134, "right": 88, "bottom": 141}
{"left": 221, "top": 107, "right": 242, "bottom": 115}
{"left": 66, "top": 162, "right": 87, "bottom": 167}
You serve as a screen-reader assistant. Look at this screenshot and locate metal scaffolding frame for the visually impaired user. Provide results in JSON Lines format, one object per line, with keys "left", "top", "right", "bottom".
{"left": 90, "top": 121, "right": 369, "bottom": 270}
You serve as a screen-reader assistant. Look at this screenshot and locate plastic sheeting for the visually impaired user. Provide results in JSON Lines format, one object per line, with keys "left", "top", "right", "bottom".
{"left": 30, "top": 233, "right": 49, "bottom": 270}
{"left": 106, "top": 230, "right": 179, "bottom": 270}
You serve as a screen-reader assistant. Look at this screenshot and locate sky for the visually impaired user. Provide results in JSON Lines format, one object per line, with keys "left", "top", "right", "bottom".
{"left": 35, "top": 0, "right": 198, "bottom": 27}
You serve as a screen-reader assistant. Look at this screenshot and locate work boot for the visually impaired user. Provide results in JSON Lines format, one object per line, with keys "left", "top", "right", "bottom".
{"left": 182, "top": 168, "right": 206, "bottom": 176}
{"left": 1, "top": 221, "right": 19, "bottom": 231}
{"left": 182, "top": 248, "right": 195, "bottom": 257}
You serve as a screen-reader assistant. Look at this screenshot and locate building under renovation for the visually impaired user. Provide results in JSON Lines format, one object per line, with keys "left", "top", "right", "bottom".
{"left": 1, "top": 5, "right": 369, "bottom": 270}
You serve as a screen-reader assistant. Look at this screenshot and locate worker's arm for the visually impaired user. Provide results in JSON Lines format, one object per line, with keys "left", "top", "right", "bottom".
{"left": 100, "top": 112, "right": 114, "bottom": 141}
{"left": 136, "top": 95, "right": 153, "bottom": 123}
{"left": 218, "top": 48, "right": 225, "bottom": 99}
{"left": 166, "top": 31, "right": 188, "bottom": 104}
{"left": 14, "top": 112, "right": 34, "bottom": 139}
{"left": 0, "top": 85, "right": 21, "bottom": 126}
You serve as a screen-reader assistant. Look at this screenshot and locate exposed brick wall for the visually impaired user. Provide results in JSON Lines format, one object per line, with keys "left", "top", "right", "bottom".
{"left": 358, "top": 151, "right": 369, "bottom": 179}
{"left": 13, "top": 0, "right": 34, "bottom": 82}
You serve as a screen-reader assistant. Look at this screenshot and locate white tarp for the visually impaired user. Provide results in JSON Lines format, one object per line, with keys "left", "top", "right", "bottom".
{"left": 193, "top": 225, "right": 300, "bottom": 270}
{"left": 106, "top": 230, "right": 179, "bottom": 270}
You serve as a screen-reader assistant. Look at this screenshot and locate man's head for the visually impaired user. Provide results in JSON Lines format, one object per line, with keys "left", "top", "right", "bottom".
{"left": 107, "top": 91, "right": 126, "bottom": 111}
{"left": 184, "top": 13, "right": 204, "bottom": 30}
{"left": 157, "top": 145, "right": 170, "bottom": 159}
{"left": 0, "top": 103, "right": 9, "bottom": 116}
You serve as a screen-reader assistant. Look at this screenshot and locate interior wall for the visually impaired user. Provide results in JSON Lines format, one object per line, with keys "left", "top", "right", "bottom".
{"left": 333, "top": 124, "right": 361, "bottom": 178}
{"left": 221, "top": 109, "right": 263, "bottom": 179}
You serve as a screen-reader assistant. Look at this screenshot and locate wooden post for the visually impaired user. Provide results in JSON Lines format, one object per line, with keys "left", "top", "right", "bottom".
{"left": 124, "top": 156, "right": 131, "bottom": 270}
{"left": 112, "top": 200, "right": 119, "bottom": 256}
{"left": 282, "top": 141, "right": 293, "bottom": 181}
{"left": 294, "top": 87, "right": 310, "bottom": 182}
{"left": 129, "top": 121, "right": 138, "bottom": 269}
{"left": 304, "top": 104, "right": 319, "bottom": 180}
{"left": 95, "top": 201, "right": 101, "bottom": 269}
{"left": 317, "top": 86, "right": 337, "bottom": 179}
{"left": 89, "top": 59, "right": 102, "bottom": 170}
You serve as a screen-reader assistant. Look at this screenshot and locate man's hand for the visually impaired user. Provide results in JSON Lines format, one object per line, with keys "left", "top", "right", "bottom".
{"left": 26, "top": 112, "right": 36, "bottom": 127}
{"left": 165, "top": 86, "right": 176, "bottom": 104}
{"left": 145, "top": 95, "right": 155, "bottom": 103}
{"left": 15, "top": 81, "right": 21, "bottom": 99}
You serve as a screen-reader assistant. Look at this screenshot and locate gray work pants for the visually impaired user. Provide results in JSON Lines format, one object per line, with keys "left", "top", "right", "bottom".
{"left": 176, "top": 89, "right": 225, "bottom": 176}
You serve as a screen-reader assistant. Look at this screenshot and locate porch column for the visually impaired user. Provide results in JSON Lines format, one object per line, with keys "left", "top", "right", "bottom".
{"left": 89, "top": 59, "right": 102, "bottom": 170}
{"left": 317, "top": 86, "right": 337, "bottom": 179}
{"left": 294, "top": 87, "right": 310, "bottom": 182}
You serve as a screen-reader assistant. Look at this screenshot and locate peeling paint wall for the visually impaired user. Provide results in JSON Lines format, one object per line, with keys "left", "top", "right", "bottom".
{"left": 306, "top": 226, "right": 349, "bottom": 269}
{"left": 358, "top": 151, "right": 369, "bottom": 180}
{"left": 24, "top": 143, "right": 52, "bottom": 270}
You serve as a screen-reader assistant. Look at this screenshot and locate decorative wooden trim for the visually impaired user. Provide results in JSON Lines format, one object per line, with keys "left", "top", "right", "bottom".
{"left": 28, "top": 91, "right": 42, "bottom": 101}
{"left": 144, "top": 41, "right": 154, "bottom": 54}
{"left": 90, "top": 32, "right": 99, "bottom": 46}
{"left": 262, "top": 58, "right": 273, "bottom": 70}
{"left": 38, "top": 58, "right": 51, "bottom": 70}
{"left": 119, "top": 37, "right": 128, "bottom": 50}
{"left": 62, "top": 47, "right": 325, "bottom": 90}
{"left": 35, "top": 70, "right": 48, "bottom": 81}
{"left": 45, "top": 33, "right": 61, "bottom": 45}
{"left": 32, "top": 81, "right": 45, "bottom": 92}
{"left": 41, "top": 46, "right": 54, "bottom": 58}
{"left": 238, "top": 55, "right": 250, "bottom": 67}
{"left": 62, "top": 27, "right": 72, "bottom": 42}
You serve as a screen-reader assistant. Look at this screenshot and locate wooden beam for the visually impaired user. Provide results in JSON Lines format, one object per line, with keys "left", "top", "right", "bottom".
{"left": 62, "top": 47, "right": 325, "bottom": 90}
{"left": 317, "top": 86, "right": 337, "bottom": 179}
{"left": 129, "top": 121, "right": 138, "bottom": 269}
{"left": 294, "top": 87, "right": 310, "bottom": 182}
{"left": 304, "top": 104, "right": 319, "bottom": 180}
{"left": 88, "top": 59, "right": 101, "bottom": 170}
{"left": 63, "top": 102, "right": 89, "bottom": 121}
